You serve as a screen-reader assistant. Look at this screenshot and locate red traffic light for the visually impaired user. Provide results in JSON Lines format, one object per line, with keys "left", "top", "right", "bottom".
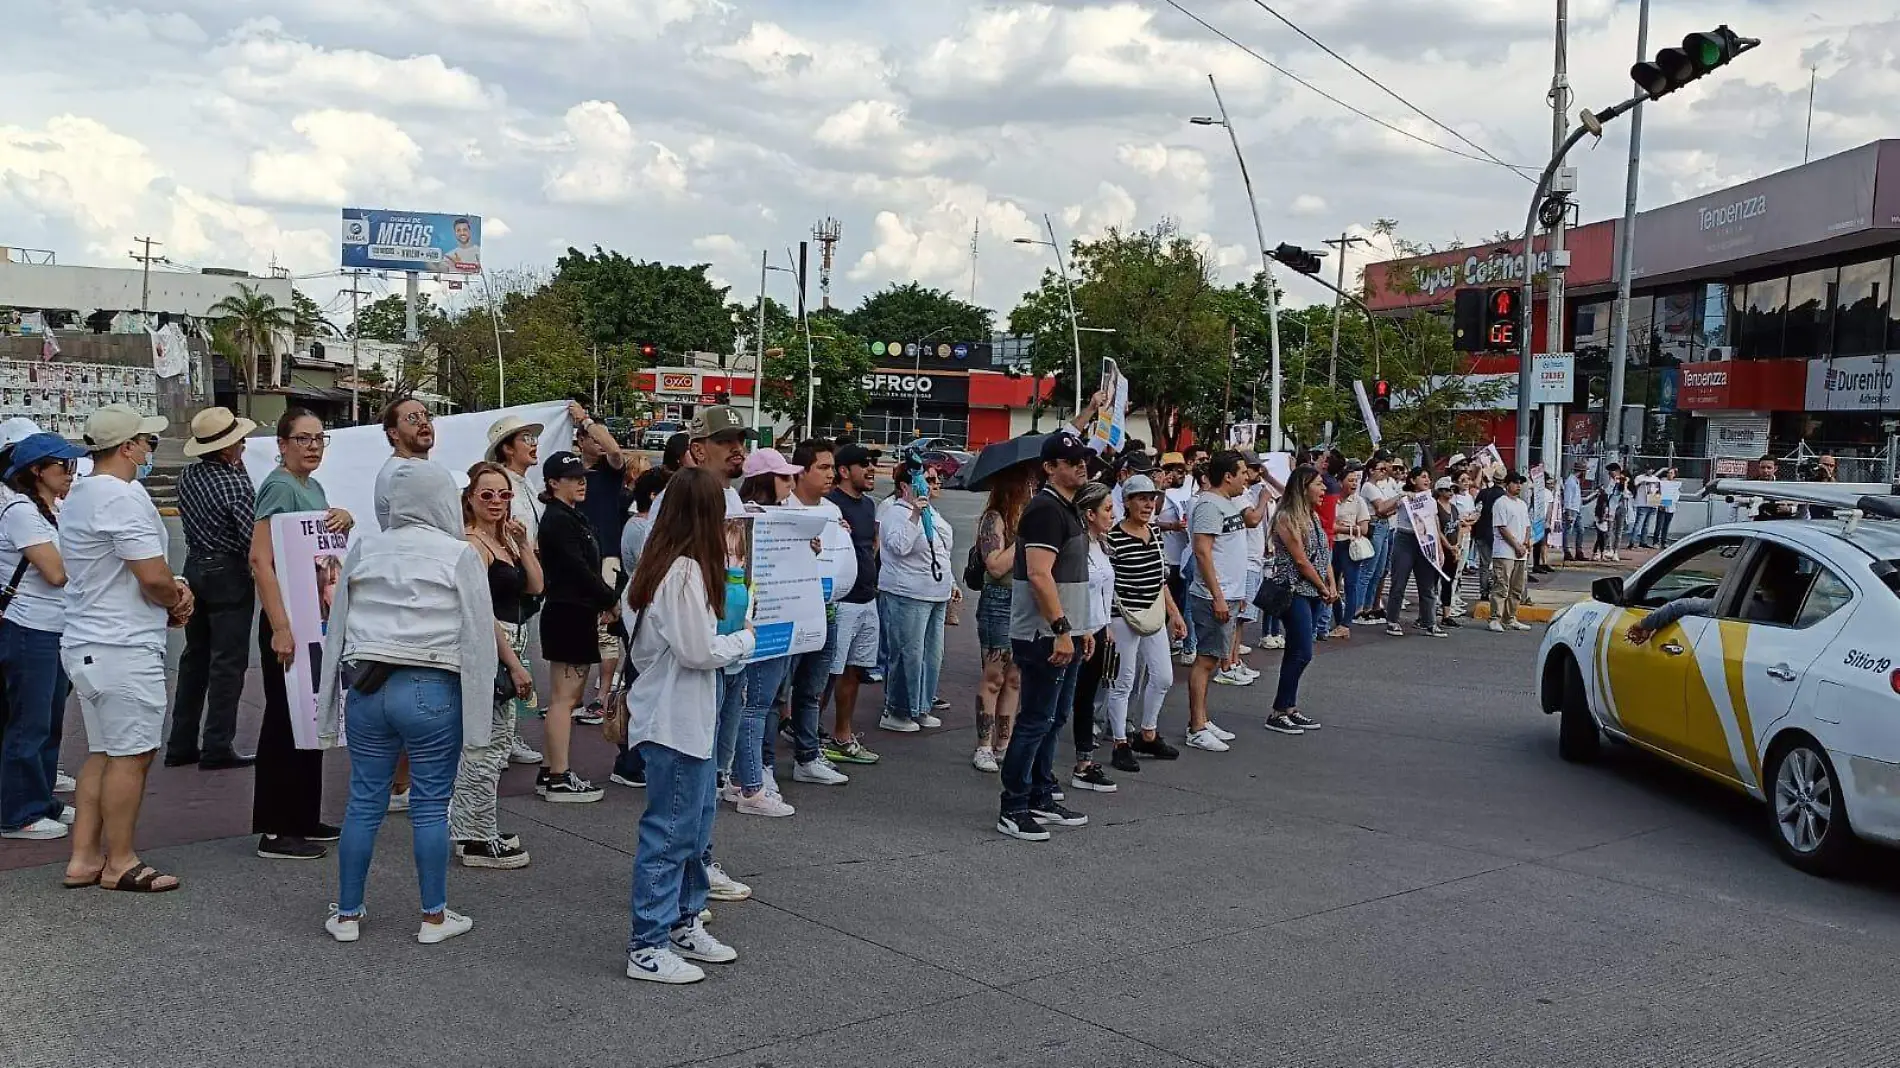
{"left": 1373, "top": 379, "right": 1389, "bottom": 398}
{"left": 639, "top": 342, "right": 657, "bottom": 360}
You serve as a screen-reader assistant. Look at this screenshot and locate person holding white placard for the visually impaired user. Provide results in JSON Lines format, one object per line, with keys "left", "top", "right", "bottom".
{"left": 1382, "top": 467, "right": 1444, "bottom": 638}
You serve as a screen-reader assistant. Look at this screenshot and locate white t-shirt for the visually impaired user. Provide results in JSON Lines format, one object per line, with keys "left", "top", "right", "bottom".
{"left": 1086, "top": 539, "right": 1114, "bottom": 632}
{"left": 59, "top": 475, "right": 169, "bottom": 652}
{"left": 1158, "top": 488, "right": 1193, "bottom": 570}
{"left": 1491, "top": 493, "right": 1532, "bottom": 560}
{"left": 0, "top": 499, "right": 65, "bottom": 633}
{"left": 1243, "top": 483, "right": 1269, "bottom": 566}
{"left": 1361, "top": 477, "right": 1400, "bottom": 527}
{"left": 784, "top": 495, "right": 857, "bottom": 604}
{"left": 1185, "top": 490, "right": 1249, "bottom": 602}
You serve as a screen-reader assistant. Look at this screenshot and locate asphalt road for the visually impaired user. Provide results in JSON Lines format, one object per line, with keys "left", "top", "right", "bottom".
{"left": 5, "top": 484, "right": 1900, "bottom": 1067}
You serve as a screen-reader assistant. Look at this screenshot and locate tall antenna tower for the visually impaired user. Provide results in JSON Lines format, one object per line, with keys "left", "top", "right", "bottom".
{"left": 813, "top": 217, "right": 842, "bottom": 310}
{"left": 968, "top": 220, "right": 980, "bottom": 304}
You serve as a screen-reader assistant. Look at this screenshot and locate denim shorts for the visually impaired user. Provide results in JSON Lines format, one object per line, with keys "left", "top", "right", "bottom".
{"left": 976, "top": 583, "right": 1012, "bottom": 653}
{"left": 1187, "top": 595, "right": 1234, "bottom": 659}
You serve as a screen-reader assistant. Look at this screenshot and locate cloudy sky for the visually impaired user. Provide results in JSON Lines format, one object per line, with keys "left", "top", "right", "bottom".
{"left": 1, "top": 1, "right": 1891, "bottom": 327}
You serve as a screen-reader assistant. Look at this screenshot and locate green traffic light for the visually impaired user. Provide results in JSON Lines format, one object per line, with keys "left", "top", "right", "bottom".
{"left": 1686, "top": 33, "right": 1724, "bottom": 70}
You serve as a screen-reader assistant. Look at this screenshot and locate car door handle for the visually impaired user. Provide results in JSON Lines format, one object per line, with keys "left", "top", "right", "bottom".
{"left": 1659, "top": 641, "right": 1685, "bottom": 656}
{"left": 1765, "top": 664, "right": 1797, "bottom": 681}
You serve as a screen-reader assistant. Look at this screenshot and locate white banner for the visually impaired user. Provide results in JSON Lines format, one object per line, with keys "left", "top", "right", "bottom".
{"left": 740, "top": 508, "right": 831, "bottom": 663}
{"left": 244, "top": 401, "right": 575, "bottom": 532}
{"left": 269, "top": 512, "right": 350, "bottom": 749}
{"left": 1087, "top": 357, "right": 1129, "bottom": 455}
{"left": 1400, "top": 491, "right": 1447, "bottom": 579}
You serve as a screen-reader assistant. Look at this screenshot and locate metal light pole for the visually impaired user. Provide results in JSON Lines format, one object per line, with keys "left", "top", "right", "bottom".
{"left": 1015, "top": 217, "right": 1085, "bottom": 415}
{"left": 754, "top": 251, "right": 768, "bottom": 440}
{"left": 1192, "top": 74, "right": 1285, "bottom": 451}
{"left": 480, "top": 269, "right": 507, "bottom": 408}
{"left": 910, "top": 324, "right": 956, "bottom": 438}
{"left": 1603, "top": 0, "right": 1650, "bottom": 457}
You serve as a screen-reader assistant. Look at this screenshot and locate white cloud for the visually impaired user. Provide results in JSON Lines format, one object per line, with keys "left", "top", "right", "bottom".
{"left": 401, "top": 0, "right": 721, "bottom": 42}
{"left": 815, "top": 101, "right": 906, "bottom": 147}
{"left": 215, "top": 19, "right": 500, "bottom": 110}
{"left": 692, "top": 234, "right": 744, "bottom": 257}
{"left": 543, "top": 101, "right": 689, "bottom": 205}
{"left": 701, "top": 21, "right": 887, "bottom": 96}
{"left": 486, "top": 217, "right": 512, "bottom": 238}
{"left": 247, "top": 109, "right": 434, "bottom": 207}
{"left": 1290, "top": 194, "right": 1329, "bottom": 218}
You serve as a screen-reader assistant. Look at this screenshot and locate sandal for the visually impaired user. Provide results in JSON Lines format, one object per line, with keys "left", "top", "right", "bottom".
{"left": 103, "top": 863, "right": 180, "bottom": 894}
{"left": 61, "top": 869, "right": 102, "bottom": 890}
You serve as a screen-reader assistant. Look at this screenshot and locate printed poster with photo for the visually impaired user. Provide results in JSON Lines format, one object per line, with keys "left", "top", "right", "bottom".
{"left": 1087, "top": 357, "right": 1129, "bottom": 455}
{"left": 1399, "top": 491, "right": 1447, "bottom": 579}
{"left": 271, "top": 512, "right": 349, "bottom": 749}
{"left": 737, "top": 508, "right": 831, "bottom": 663}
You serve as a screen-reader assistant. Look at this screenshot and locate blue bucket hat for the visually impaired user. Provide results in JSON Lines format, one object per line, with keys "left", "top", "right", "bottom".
{"left": 6, "top": 432, "right": 87, "bottom": 481}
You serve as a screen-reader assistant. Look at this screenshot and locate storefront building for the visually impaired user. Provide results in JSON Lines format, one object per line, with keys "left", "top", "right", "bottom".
{"left": 1364, "top": 139, "right": 1900, "bottom": 463}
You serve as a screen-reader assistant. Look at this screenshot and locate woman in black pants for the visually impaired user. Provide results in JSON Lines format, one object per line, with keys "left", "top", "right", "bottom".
{"left": 1069, "top": 482, "right": 1119, "bottom": 793}
{"left": 1382, "top": 467, "right": 1446, "bottom": 638}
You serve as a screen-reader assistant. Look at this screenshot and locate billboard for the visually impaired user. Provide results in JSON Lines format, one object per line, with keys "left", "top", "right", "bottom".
{"left": 341, "top": 209, "right": 482, "bottom": 274}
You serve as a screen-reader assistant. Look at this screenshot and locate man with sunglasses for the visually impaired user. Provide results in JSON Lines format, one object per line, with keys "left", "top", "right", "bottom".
{"left": 60, "top": 405, "right": 193, "bottom": 893}
{"left": 165, "top": 406, "right": 260, "bottom": 771}
{"left": 373, "top": 396, "right": 436, "bottom": 531}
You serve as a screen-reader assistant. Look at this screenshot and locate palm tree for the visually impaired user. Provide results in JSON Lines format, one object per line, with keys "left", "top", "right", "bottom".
{"left": 209, "top": 283, "right": 294, "bottom": 417}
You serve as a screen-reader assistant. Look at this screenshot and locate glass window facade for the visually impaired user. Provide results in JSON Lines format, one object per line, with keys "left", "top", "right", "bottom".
{"left": 1737, "top": 276, "right": 1788, "bottom": 358}
{"left": 1835, "top": 256, "right": 1892, "bottom": 357}
{"left": 1784, "top": 267, "right": 1836, "bottom": 359}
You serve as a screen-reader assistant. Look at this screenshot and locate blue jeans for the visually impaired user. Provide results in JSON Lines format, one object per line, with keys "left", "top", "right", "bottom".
{"left": 1357, "top": 523, "right": 1392, "bottom": 615}
{"left": 878, "top": 592, "right": 946, "bottom": 720}
{"left": 1273, "top": 596, "right": 1320, "bottom": 712}
{"left": 1564, "top": 510, "right": 1586, "bottom": 557}
{"left": 790, "top": 620, "right": 838, "bottom": 764}
{"left": 1333, "top": 543, "right": 1364, "bottom": 625}
{"left": 1000, "top": 636, "right": 1079, "bottom": 816}
{"left": 738, "top": 656, "right": 793, "bottom": 790}
{"left": 336, "top": 667, "right": 463, "bottom": 917}
{"left": 0, "top": 621, "right": 67, "bottom": 831}
{"left": 628, "top": 741, "right": 716, "bottom": 952}
{"left": 1633, "top": 506, "right": 1657, "bottom": 544}
{"left": 714, "top": 666, "right": 747, "bottom": 777}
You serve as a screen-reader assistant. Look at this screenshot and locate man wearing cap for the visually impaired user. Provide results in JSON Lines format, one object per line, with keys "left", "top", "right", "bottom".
{"left": 486, "top": 413, "right": 547, "bottom": 766}
{"left": 823, "top": 442, "right": 883, "bottom": 766}
{"left": 997, "top": 429, "right": 1095, "bottom": 841}
{"left": 165, "top": 406, "right": 260, "bottom": 770}
{"left": 1487, "top": 471, "right": 1534, "bottom": 632}
{"left": 61, "top": 404, "right": 193, "bottom": 893}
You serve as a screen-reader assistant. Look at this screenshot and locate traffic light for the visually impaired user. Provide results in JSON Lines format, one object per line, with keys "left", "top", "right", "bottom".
{"left": 1631, "top": 26, "right": 1758, "bottom": 100}
{"left": 1484, "top": 287, "right": 1518, "bottom": 352}
{"left": 1372, "top": 379, "right": 1391, "bottom": 414}
{"left": 638, "top": 341, "right": 658, "bottom": 362}
{"left": 1270, "top": 243, "right": 1324, "bottom": 275}
{"left": 1453, "top": 288, "right": 1485, "bottom": 353}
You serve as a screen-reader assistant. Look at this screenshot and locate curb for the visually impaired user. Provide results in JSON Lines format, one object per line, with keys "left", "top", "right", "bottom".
{"left": 1467, "top": 600, "right": 1575, "bottom": 623}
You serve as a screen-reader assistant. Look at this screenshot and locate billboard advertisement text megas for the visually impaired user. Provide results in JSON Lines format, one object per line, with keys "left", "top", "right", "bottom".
{"left": 341, "top": 209, "right": 482, "bottom": 274}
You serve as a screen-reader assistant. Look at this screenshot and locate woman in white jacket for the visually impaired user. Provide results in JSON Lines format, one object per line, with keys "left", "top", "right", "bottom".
{"left": 314, "top": 462, "right": 498, "bottom": 946}
{"left": 875, "top": 461, "right": 954, "bottom": 733}
{"left": 621, "top": 468, "right": 757, "bottom": 985}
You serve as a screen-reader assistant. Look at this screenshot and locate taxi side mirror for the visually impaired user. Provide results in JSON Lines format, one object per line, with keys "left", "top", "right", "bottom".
{"left": 1591, "top": 576, "right": 1624, "bottom": 605}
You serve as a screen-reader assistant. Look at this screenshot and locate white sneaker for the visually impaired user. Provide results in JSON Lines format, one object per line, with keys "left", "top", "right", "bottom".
{"left": 1213, "top": 667, "right": 1252, "bottom": 687}
{"left": 627, "top": 945, "right": 706, "bottom": 984}
{"left": 387, "top": 790, "right": 410, "bottom": 813}
{"left": 1237, "top": 643, "right": 1254, "bottom": 655}
{"left": 736, "top": 789, "right": 796, "bottom": 817}
{"left": 878, "top": 713, "right": 921, "bottom": 733}
{"left": 416, "top": 909, "right": 473, "bottom": 945}
{"left": 1262, "top": 635, "right": 1286, "bottom": 650}
{"left": 794, "top": 759, "right": 849, "bottom": 785}
{"left": 971, "top": 747, "right": 999, "bottom": 773}
{"left": 53, "top": 770, "right": 76, "bottom": 794}
{"left": 325, "top": 904, "right": 362, "bottom": 943}
{"left": 719, "top": 782, "right": 745, "bottom": 804}
{"left": 54, "top": 805, "right": 75, "bottom": 825}
{"left": 915, "top": 713, "right": 943, "bottom": 729}
{"left": 0, "top": 817, "right": 67, "bottom": 840}
{"left": 1205, "top": 721, "right": 1237, "bottom": 742}
{"left": 1236, "top": 664, "right": 1261, "bottom": 681}
{"left": 507, "top": 739, "right": 543, "bottom": 764}
{"left": 705, "top": 862, "right": 751, "bottom": 902}
{"left": 1487, "top": 620, "right": 1505, "bottom": 633}
{"left": 762, "top": 770, "right": 782, "bottom": 798}
{"left": 1175, "top": 650, "right": 1197, "bottom": 665}
{"left": 1509, "top": 620, "right": 1534, "bottom": 631}
{"left": 1185, "top": 727, "right": 1230, "bottom": 753}
{"left": 669, "top": 917, "right": 738, "bottom": 963}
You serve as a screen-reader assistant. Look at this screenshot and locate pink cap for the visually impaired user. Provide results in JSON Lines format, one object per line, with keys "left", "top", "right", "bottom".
{"left": 742, "top": 449, "right": 803, "bottom": 478}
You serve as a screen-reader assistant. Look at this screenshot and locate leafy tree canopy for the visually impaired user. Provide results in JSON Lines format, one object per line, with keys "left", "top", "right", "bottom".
{"left": 841, "top": 282, "right": 992, "bottom": 347}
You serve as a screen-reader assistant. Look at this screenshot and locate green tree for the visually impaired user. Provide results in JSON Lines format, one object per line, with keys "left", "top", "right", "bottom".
{"left": 207, "top": 282, "right": 295, "bottom": 417}
{"left": 425, "top": 286, "right": 595, "bottom": 411}
{"left": 291, "top": 288, "right": 338, "bottom": 337}
{"left": 760, "top": 309, "right": 874, "bottom": 435}
{"left": 841, "top": 282, "right": 992, "bottom": 348}
{"left": 350, "top": 293, "right": 433, "bottom": 342}
{"left": 553, "top": 248, "right": 734, "bottom": 360}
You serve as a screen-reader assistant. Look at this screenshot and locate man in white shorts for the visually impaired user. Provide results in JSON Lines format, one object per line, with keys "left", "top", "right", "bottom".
{"left": 61, "top": 405, "right": 193, "bottom": 893}
{"left": 823, "top": 443, "right": 882, "bottom": 765}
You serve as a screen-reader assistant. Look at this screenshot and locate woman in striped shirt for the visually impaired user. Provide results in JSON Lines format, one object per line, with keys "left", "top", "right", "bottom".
{"left": 1100, "top": 474, "right": 1187, "bottom": 772}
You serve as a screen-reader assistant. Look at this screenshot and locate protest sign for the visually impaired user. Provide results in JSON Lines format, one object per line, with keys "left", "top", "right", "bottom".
{"left": 1400, "top": 491, "right": 1447, "bottom": 578}
{"left": 1475, "top": 443, "right": 1505, "bottom": 473}
{"left": 1263, "top": 451, "right": 1293, "bottom": 488}
{"left": 244, "top": 401, "right": 573, "bottom": 533}
{"left": 1088, "top": 358, "right": 1130, "bottom": 455}
{"left": 1352, "top": 380, "right": 1383, "bottom": 446}
{"left": 1659, "top": 480, "right": 1683, "bottom": 507}
{"left": 270, "top": 512, "right": 349, "bottom": 749}
{"left": 740, "top": 508, "right": 831, "bottom": 662}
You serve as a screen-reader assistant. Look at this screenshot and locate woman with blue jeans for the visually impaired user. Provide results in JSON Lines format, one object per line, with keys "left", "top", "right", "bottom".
{"left": 1330, "top": 468, "right": 1370, "bottom": 634}
{"left": 1354, "top": 456, "right": 1403, "bottom": 622}
{"left": 731, "top": 450, "right": 805, "bottom": 818}
{"left": 876, "top": 464, "right": 953, "bottom": 733}
{"left": 621, "top": 468, "right": 757, "bottom": 985}
{"left": 315, "top": 462, "right": 499, "bottom": 945}
{"left": 0, "top": 432, "right": 86, "bottom": 842}
{"left": 1265, "top": 466, "right": 1334, "bottom": 737}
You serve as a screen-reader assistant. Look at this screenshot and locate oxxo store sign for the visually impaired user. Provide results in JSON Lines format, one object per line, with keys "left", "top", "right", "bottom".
{"left": 1805, "top": 355, "right": 1900, "bottom": 411}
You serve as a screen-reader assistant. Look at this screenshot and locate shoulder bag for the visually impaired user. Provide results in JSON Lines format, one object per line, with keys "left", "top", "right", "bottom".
{"left": 1109, "top": 534, "right": 1168, "bottom": 636}
{"left": 0, "top": 501, "right": 37, "bottom": 623}
{"left": 600, "top": 604, "right": 650, "bottom": 746}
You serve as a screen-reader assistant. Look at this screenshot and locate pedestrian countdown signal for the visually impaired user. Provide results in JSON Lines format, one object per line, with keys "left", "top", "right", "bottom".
{"left": 1486, "top": 288, "right": 1518, "bottom": 352}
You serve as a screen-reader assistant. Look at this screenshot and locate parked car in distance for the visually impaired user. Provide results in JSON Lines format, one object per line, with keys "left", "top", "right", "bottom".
{"left": 640, "top": 420, "right": 684, "bottom": 450}
{"left": 907, "top": 437, "right": 976, "bottom": 489}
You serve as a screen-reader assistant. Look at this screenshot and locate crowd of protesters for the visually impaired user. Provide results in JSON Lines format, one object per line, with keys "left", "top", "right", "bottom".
{"left": 0, "top": 392, "right": 1630, "bottom": 984}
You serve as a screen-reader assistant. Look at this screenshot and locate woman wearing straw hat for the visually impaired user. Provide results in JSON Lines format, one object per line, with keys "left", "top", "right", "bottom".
{"left": 485, "top": 414, "right": 546, "bottom": 767}
{"left": 165, "top": 406, "right": 260, "bottom": 772}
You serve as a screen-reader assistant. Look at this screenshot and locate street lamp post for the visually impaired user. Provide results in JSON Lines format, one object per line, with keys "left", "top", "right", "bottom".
{"left": 1192, "top": 73, "right": 1285, "bottom": 451}
{"left": 1014, "top": 214, "right": 1085, "bottom": 415}
{"left": 911, "top": 324, "right": 956, "bottom": 438}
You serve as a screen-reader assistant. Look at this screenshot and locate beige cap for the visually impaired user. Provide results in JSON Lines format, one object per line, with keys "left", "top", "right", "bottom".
{"left": 84, "top": 404, "right": 168, "bottom": 450}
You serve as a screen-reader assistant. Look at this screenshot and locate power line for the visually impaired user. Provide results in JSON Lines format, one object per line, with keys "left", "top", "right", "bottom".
{"left": 1239, "top": 0, "right": 1533, "bottom": 180}
{"left": 1154, "top": 0, "right": 1535, "bottom": 176}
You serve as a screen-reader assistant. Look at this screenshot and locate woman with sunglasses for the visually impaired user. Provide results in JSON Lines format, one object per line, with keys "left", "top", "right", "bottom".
{"left": 251, "top": 409, "right": 355, "bottom": 861}
{"left": 449, "top": 462, "right": 540, "bottom": 868}
{"left": 876, "top": 461, "right": 954, "bottom": 734}
{"left": 0, "top": 433, "right": 87, "bottom": 842}
{"left": 1381, "top": 467, "right": 1444, "bottom": 638}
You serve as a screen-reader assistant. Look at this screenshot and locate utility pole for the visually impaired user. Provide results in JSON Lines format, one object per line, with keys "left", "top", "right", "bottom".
{"left": 754, "top": 251, "right": 767, "bottom": 442}
{"left": 1323, "top": 232, "right": 1371, "bottom": 389}
{"left": 1803, "top": 65, "right": 1817, "bottom": 163}
{"left": 128, "top": 236, "right": 165, "bottom": 313}
{"left": 1540, "top": 0, "right": 1572, "bottom": 474}
{"left": 1604, "top": 0, "right": 1649, "bottom": 461}
{"left": 1202, "top": 75, "right": 1285, "bottom": 451}
{"left": 342, "top": 269, "right": 371, "bottom": 425}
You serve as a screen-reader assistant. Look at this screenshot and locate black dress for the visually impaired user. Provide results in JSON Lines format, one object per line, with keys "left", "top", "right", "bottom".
{"left": 252, "top": 612, "right": 324, "bottom": 837}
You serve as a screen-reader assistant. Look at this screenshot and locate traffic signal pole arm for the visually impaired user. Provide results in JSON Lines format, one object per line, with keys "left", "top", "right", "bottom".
{"left": 1276, "top": 265, "right": 1383, "bottom": 380}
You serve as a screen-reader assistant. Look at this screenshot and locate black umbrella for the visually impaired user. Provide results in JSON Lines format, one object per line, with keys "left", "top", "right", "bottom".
{"left": 965, "top": 432, "right": 1052, "bottom": 491}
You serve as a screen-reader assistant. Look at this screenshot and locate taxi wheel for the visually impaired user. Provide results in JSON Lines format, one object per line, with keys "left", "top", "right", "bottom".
{"left": 1766, "top": 737, "right": 1857, "bottom": 876}
{"left": 1556, "top": 656, "right": 1600, "bottom": 764}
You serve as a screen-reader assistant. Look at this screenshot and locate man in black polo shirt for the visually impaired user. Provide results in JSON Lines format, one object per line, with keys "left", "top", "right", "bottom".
{"left": 997, "top": 430, "right": 1094, "bottom": 841}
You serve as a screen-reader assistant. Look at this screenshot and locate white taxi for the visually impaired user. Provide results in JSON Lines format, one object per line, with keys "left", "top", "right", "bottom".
{"left": 1536, "top": 482, "right": 1900, "bottom": 874}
